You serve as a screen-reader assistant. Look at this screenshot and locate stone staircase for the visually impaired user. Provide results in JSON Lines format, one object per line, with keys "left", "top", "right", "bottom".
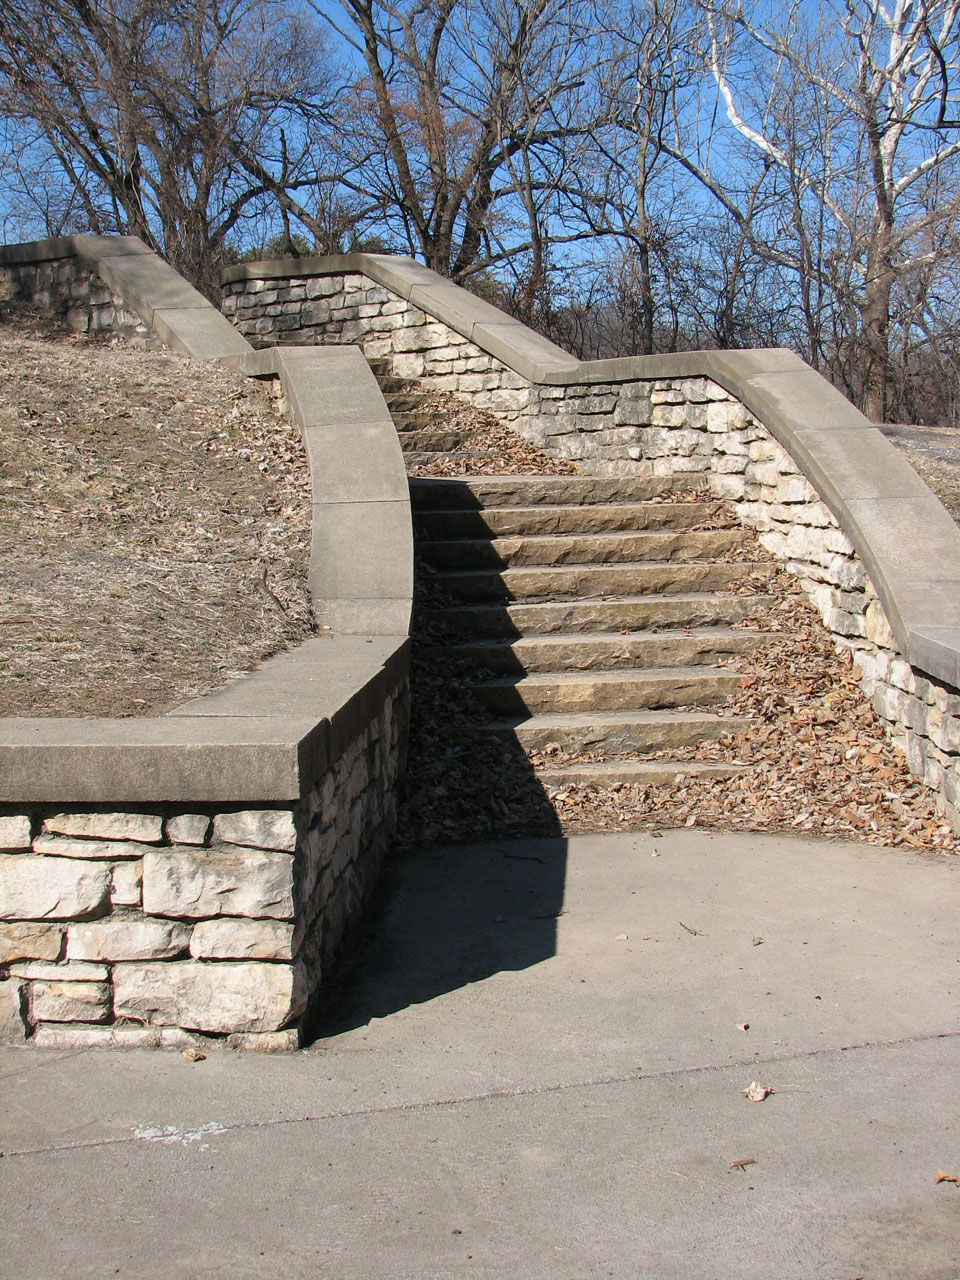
{"left": 373, "top": 364, "right": 779, "bottom": 794}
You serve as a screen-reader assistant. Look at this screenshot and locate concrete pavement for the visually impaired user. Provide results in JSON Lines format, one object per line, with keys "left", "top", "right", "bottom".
{"left": 2, "top": 828, "right": 958, "bottom": 1278}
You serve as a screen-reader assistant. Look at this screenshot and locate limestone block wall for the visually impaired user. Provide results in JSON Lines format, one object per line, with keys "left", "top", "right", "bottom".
{"left": 222, "top": 255, "right": 960, "bottom": 832}
{"left": 0, "top": 679, "right": 406, "bottom": 1049}
{"left": 1, "top": 249, "right": 152, "bottom": 341}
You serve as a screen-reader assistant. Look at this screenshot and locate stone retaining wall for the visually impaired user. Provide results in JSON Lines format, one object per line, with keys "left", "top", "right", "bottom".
{"left": 223, "top": 256, "right": 960, "bottom": 832}
{"left": 0, "top": 678, "right": 406, "bottom": 1049}
{"left": 0, "top": 236, "right": 413, "bottom": 1048}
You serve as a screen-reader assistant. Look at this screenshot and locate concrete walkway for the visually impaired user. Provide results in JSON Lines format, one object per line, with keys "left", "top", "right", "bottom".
{"left": 2, "top": 829, "right": 958, "bottom": 1279}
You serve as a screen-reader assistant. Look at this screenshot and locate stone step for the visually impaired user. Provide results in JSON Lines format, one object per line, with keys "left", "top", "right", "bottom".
{"left": 475, "top": 708, "right": 754, "bottom": 754}
{"left": 393, "top": 412, "right": 446, "bottom": 432}
{"left": 536, "top": 759, "right": 743, "bottom": 788}
{"left": 425, "top": 561, "right": 768, "bottom": 602}
{"left": 405, "top": 450, "right": 501, "bottom": 469}
{"left": 417, "top": 529, "right": 744, "bottom": 570}
{"left": 417, "top": 593, "right": 775, "bottom": 638}
{"left": 413, "top": 501, "right": 730, "bottom": 539}
{"left": 425, "top": 628, "right": 769, "bottom": 674}
{"left": 460, "top": 666, "right": 745, "bottom": 714}
{"left": 408, "top": 474, "right": 698, "bottom": 509}
{"left": 399, "top": 429, "right": 468, "bottom": 453}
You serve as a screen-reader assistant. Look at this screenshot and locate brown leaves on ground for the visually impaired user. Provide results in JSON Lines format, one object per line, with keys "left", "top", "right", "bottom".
{"left": 0, "top": 321, "right": 314, "bottom": 717}
{"left": 403, "top": 390, "right": 580, "bottom": 476}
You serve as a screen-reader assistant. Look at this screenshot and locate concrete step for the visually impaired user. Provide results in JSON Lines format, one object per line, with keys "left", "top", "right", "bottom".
{"left": 413, "top": 501, "right": 730, "bottom": 539}
{"left": 405, "top": 450, "right": 501, "bottom": 469}
{"left": 475, "top": 708, "right": 754, "bottom": 754}
{"left": 417, "top": 529, "right": 745, "bottom": 570}
{"left": 425, "top": 628, "right": 769, "bottom": 674}
{"left": 399, "top": 429, "right": 468, "bottom": 453}
{"left": 393, "top": 412, "right": 447, "bottom": 432}
{"left": 408, "top": 474, "right": 698, "bottom": 509}
{"left": 460, "top": 666, "right": 745, "bottom": 714}
{"left": 536, "top": 759, "right": 743, "bottom": 788}
{"left": 417, "top": 593, "right": 776, "bottom": 638}
{"left": 425, "top": 561, "right": 768, "bottom": 602}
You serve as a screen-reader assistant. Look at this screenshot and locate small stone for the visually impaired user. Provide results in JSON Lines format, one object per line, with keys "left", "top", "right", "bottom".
{"left": 0, "top": 978, "right": 28, "bottom": 1043}
{"left": 190, "top": 919, "right": 295, "bottom": 961}
{"left": 226, "top": 1028, "right": 301, "bottom": 1052}
{"left": 212, "top": 810, "right": 297, "bottom": 852}
{"left": 32, "top": 835, "right": 153, "bottom": 860}
{"left": 67, "top": 919, "right": 192, "bottom": 962}
{"left": 113, "top": 961, "right": 306, "bottom": 1034}
{"left": 142, "top": 847, "right": 294, "bottom": 920}
{"left": 0, "top": 922, "right": 64, "bottom": 963}
{"left": 31, "top": 980, "right": 111, "bottom": 1023}
{"left": 165, "top": 814, "right": 211, "bottom": 846}
{"left": 0, "top": 815, "right": 32, "bottom": 849}
{"left": 0, "top": 856, "right": 111, "bottom": 920}
{"left": 110, "top": 860, "right": 142, "bottom": 907}
{"left": 43, "top": 812, "right": 163, "bottom": 843}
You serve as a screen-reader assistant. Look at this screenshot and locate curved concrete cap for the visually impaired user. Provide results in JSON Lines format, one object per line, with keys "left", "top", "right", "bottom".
{"left": 0, "top": 235, "right": 413, "bottom": 801}
{"left": 227, "top": 253, "right": 960, "bottom": 690}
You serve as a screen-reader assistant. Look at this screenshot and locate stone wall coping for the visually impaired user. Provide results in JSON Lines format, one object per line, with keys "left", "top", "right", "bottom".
{"left": 223, "top": 253, "right": 960, "bottom": 690}
{"left": 1, "top": 236, "right": 414, "bottom": 802}
{"left": 0, "top": 638, "right": 409, "bottom": 806}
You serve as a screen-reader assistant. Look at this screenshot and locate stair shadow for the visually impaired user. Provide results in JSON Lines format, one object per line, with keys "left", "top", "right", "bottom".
{"left": 308, "top": 834, "right": 568, "bottom": 1039}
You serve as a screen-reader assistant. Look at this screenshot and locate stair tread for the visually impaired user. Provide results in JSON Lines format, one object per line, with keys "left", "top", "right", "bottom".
{"left": 536, "top": 760, "right": 743, "bottom": 782}
{"left": 421, "top": 591, "right": 775, "bottom": 610}
{"left": 463, "top": 665, "right": 742, "bottom": 687}
{"left": 429, "top": 626, "right": 770, "bottom": 649}
{"left": 480, "top": 708, "right": 750, "bottom": 728}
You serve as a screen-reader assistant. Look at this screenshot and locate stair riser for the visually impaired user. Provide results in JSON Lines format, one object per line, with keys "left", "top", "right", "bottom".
{"left": 429, "top": 564, "right": 761, "bottom": 602}
{"left": 426, "top": 633, "right": 763, "bottom": 674}
{"left": 465, "top": 675, "right": 742, "bottom": 715}
{"left": 418, "top": 530, "right": 743, "bottom": 570}
{"left": 476, "top": 717, "right": 752, "bottom": 754}
{"left": 418, "top": 596, "right": 773, "bottom": 638}
{"left": 400, "top": 432, "right": 467, "bottom": 452}
{"left": 408, "top": 475, "right": 698, "bottom": 509}
{"left": 413, "top": 503, "right": 727, "bottom": 538}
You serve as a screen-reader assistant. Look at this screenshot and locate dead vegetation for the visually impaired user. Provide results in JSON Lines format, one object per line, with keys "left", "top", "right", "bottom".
{"left": 0, "top": 317, "right": 314, "bottom": 717}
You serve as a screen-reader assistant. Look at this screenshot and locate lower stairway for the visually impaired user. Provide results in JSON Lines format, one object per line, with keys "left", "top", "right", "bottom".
{"left": 408, "top": 472, "right": 776, "bottom": 790}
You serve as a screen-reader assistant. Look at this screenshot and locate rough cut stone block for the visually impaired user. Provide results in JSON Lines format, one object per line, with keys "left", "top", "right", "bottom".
{"left": 110, "top": 860, "right": 142, "bottom": 907}
{"left": 0, "top": 922, "right": 64, "bottom": 963}
{"left": 142, "top": 847, "right": 294, "bottom": 920}
{"left": 10, "top": 960, "right": 108, "bottom": 980}
{"left": 67, "top": 919, "right": 192, "bottom": 962}
{"left": 31, "top": 980, "right": 111, "bottom": 1023}
{"left": 43, "top": 812, "right": 163, "bottom": 843}
{"left": 0, "top": 815, "right": 32, "bottom": 849}
{"left": 32, "top": 835, "right": 152, "bottom": 860}
{"left": 113, "top": 961, "right": 306, "bottom": 1034}
{"left": 32, "top": 1023, "right": 198, "bottom": 1049}
{"left": 0, "top": 856, "right": 110, "bottom": 920}
{"left": 212, "top": 809, "right": 296, "bottom": 852}
{"left": 190, "top": 919, "right": 295, "bottom": 961}
{"left": 0, "top": 978, "right": 27, "bottom": 1043}
{"left": 165, "top": 814, "right": 211, "bottom": 846}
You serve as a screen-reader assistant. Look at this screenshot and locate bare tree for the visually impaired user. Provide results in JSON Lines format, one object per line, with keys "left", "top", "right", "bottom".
{"left": 663, "top": 0, "right": 960, "bottom": 419}
{"left": 0, "top": 0, "right": 329, "bottom": 297}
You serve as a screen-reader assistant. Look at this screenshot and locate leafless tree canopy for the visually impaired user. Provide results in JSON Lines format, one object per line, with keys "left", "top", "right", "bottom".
{"left": 2, "top": 0, "right": 960, "bottom": 421}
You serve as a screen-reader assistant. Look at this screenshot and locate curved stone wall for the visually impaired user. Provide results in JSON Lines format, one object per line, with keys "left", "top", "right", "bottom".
{"left": 223, "top": 254, "right": 960, "bottom": 831}
{"left": 0, "top": 236, "right": 413, "bottom": 1048}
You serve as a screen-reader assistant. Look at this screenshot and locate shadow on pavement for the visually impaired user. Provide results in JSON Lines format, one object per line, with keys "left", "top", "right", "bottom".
{"left": 306, "top": 835, "right": 568, "bottom": 1042}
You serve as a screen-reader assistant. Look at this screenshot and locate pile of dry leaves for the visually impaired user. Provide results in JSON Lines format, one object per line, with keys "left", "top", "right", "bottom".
{"left": 0, "top": 317, "right": 314, "bottom": 717}
{"left": 403, "top": 390, "right": 579, "bottom": 477}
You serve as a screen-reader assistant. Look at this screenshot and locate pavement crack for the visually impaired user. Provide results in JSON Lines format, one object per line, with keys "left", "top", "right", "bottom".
{"left": 4, "top": 1028, "right": 956, "bottom": 1160}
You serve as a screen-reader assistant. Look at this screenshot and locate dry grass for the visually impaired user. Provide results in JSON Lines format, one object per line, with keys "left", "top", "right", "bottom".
{"left": 0, "top": 317, "right": 314, "bottom": 717}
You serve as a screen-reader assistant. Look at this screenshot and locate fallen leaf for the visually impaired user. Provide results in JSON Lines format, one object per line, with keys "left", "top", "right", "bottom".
{"left": 729, "top": 1157, "right": 757, "bottom": 1172}
{"left": 935, "top": 1170, "right": 959, "bottom": 1185}
{"left": 737, "top": 1022, "right": 750, "bottom": 1032}
{"left": 742, "top": 1080, "right": 772, "bottom": 1102}
{"left": 752, "top": 937, "right": 764, "bottom": 946}
{"left": 679, "top": 921, "right": 702, "bottom": 936}
{"left": 181, "top": 1047, "right": 206, "bottom": 1062}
